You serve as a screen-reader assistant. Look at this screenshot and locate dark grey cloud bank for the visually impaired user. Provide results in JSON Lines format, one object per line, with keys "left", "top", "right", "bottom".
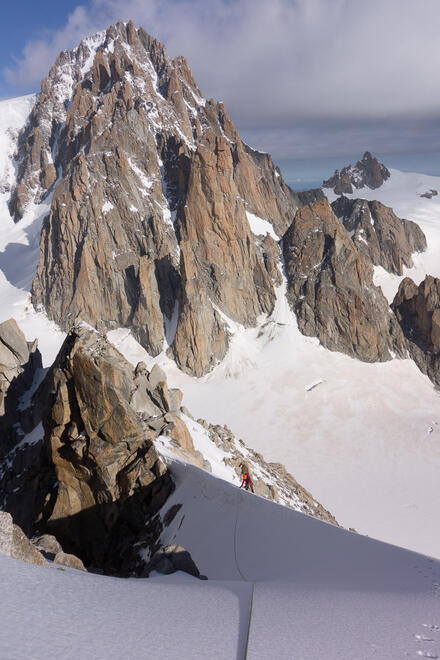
{"left": 3, "top": 0, "right": 440, "bottom": 177}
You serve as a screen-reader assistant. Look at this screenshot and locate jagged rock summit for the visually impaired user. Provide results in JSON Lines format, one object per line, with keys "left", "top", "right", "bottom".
{"left": 10, "top": 20, "right": 322, "bottom": 377}
{"left": 283, "top": 200, "right": 406, "bottom": 362}
{"left": 331, "top": 197, "right": 427, "bottom": 275}
{"left": 323, "top": 151, "right": 390, "bottom": 194}
{"left": 5, "top": 23, "right": 431, "bottom": 384}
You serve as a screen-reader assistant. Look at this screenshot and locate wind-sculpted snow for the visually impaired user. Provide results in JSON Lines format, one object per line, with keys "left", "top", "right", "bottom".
{"left": 1, "top": 461, "right": 440, "bottom": 659}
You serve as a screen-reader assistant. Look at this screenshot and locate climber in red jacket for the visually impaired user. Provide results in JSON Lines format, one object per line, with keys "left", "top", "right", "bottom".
{"left": 239, "top": 472, "right": 254, "bottom": 493}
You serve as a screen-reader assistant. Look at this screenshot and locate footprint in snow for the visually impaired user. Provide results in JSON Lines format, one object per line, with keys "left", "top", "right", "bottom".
{"left": 415, "top": 635, "right": 435, "bottom": 642}
{"left": 423, "top": 625, "right": 440, "bottom": 631}
{"left": 416, "top": 652, "right": 438, "bottom": 658}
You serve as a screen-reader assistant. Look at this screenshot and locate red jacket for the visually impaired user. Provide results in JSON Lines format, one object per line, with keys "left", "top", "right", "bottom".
{"left": 240, "top": 473, "right": 253, "bottom": 487}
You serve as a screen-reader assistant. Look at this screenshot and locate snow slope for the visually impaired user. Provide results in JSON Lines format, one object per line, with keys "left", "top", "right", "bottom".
{"left": 2, "top": 461, "right": 440, "bottom": 659}
{"left": 108, "top": 169, "right": 440, "bottom": 559}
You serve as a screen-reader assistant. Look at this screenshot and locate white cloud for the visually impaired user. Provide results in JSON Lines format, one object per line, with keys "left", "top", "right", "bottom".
{"left": 3, "top": 0, "right": 440, "bottom": 162}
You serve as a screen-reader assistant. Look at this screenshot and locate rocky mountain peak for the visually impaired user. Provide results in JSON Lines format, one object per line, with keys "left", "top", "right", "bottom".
{"left": 323, "top": 151, "right": 390, "bottom": 194}
{"left": 8, "top": 20, "right": 324, "bottom": 377}
{"left": 283, "top": 199, "right": 406, "bottom": 362}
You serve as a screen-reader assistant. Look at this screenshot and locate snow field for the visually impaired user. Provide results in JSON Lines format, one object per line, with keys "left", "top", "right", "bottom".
{"left": 3, "top": 460, "right": 440, "bottom": 659}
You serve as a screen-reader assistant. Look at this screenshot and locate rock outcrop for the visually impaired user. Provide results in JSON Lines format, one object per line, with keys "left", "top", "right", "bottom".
{"left": 32, "top": 533, "right": 86, "bottom": 570}
{"left": 7, "top": 21, "right": 323, "bottom": 376}
{"left": 143, "top": 544, "right": 205, "bottom": 579}
{"left": 392, "top": 276, "right": 440, "bottom": 387}
{"left": 189, "top": 416, "right": 338, "bottom": 524}
{"left": 0, "top": 325, "right": 175, "bottom": 574}
{"left": 420, "top": 189, "right": 438, "bottom": 199}
{"left": 283, "top": 200, "right": 406, "bottom": 362}
{"left": 0, "top": 323, "right": 341, "bottom": 575}
{"left": 0, "top": 319, "right": 42, "bottom": 452}
{"left": 0, "top": 511, "right": 48, "bottom": 567}
{"left": 331, "top": 197, "right": 427, "bottom": 275}
{"left": 323, "top": 152, "right": 390, "bottom": 194}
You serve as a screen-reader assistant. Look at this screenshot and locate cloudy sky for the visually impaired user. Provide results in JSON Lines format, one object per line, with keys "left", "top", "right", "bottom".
{"left": 1, "top": 0, "right": 439, "bottom": 185}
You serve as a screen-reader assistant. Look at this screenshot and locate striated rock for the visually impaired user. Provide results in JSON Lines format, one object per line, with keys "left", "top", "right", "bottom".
{"left": 323, "top": 152, "right": 390, "bottom": 194}
{"left": 166, "top": 416, "right": 195, "bottom": 452}
{"left": 9, "top": 21, "right": 320, "bottom": 376}
{"left": 392, "top": 276, "right": 440, "bottom": 387}
{"left": 283, "top": 200, "right": 406, "bottom": 362}
{"left": 172, "top": 132, "right": 276, "bottom": 374}
{"left": 331, "top": 197, "right": 426, "bottom": 275}
{"left": 0, "top": 318, "right": 30, "bottom": 364}
{"left": 0, "top": 511, "right": 48, "bottom": 567}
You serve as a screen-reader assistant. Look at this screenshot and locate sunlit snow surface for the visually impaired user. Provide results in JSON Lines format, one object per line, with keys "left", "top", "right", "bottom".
{"left": 2, "top": 465, "right": 440, "bottom": 659}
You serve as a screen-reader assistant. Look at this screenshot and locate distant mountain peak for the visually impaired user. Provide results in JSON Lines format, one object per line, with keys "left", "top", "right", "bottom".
{"left": 323, "top": 151, "right": 390, "bottom": 194}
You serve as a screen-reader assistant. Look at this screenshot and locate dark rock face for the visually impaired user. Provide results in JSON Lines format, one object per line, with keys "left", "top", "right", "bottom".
{"left": 331, "top": 197, "right": 427, "bottom": 275}
{"left": 143, "top": 544, "right": 205, "bottom": 579}
{"left": 0, "top": 326, "right": 177, "bottom": 575}
{"left": 8, "top": 21, "right": 318, "bottom": 377}
{"left": 283, "top": 200, "right": 405, "bottom": 362}
{"left": 0, "top": 319, "right": 42, "bottom": 452}
{"left": 392, "top": 276, "right": 440, "bottom": 387}
{"left": 323, "top": 152, "right": 390, "bottom": 194}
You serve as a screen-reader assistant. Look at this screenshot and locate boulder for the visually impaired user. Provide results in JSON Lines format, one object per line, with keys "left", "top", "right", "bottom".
{"left": 32, "top": 533, "right": 63, "bottom": 559}
{"left": 0, "top": 511, "right": 47, "bottom": 567}
{"left": 148, "top": 364, "right": 167, "bottom": 390}
{"left": 0, "top": 318, "right": 30, "bottom": 364}
{"left": 54, "top": 550, "right": 87, "bottom": 572}
{"left": 144, "top": 544, "right": 205, "bottom": 579}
